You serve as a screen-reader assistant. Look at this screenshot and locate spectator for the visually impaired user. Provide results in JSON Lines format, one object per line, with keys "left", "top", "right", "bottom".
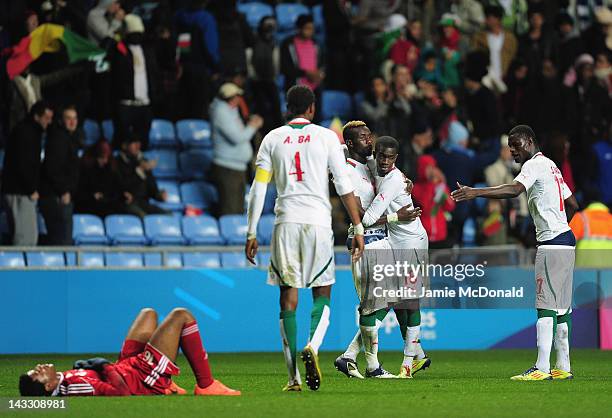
{"left": 110, "top": 14, "right": 160, "bottom": 149}
{"left": 591, "top": 127, "right": 612, "bottom": 206}
{"left": 359, "top": 76, "right": 391, "bottom": 134}
{"left": 387, "top": 63, "right": 419, "bottom": 143}
{"left": 545, "top": 132, "right": 576, "bottom": 193}
{"left": 522, "top": 59, "right": 565, "bottom": 139}
{"left": 415, "top": 48, "right": 445, "bottom": 88}
{"left": 493, "top": 0, "right": 529, "bottom": 37}
{"left": 86, "top": 0, "right": 125, "bottom": 46}
{"left": 582, "top": 6, "right": 612, "bottom": 57}
{"left": 250, "top": 16, "right": 282, "bottom": 134}
{"left": 569, "top": 191, "right": 612, "bottom": 267}
{"left": 280, "top": 14, "right": 324, "bottom": 93}
{"left": 472, "top": 5, "right": 518, "bottom": 85}
{"left": 397, "top": 119, "right": 433, "bottom": 181}
{"left": 209, "top": 83, "right": 263, "bottom": 216}
{"left": 175, "top": 0, "right": 220, "bottom": 119}
{"left": 1, "top": 101, "right": 53, "bottom": 246}
{"left": 448, "top": 0, "right": 485, "bottom": 37}
{"left": 389, "top": 17, "right": 421, "bottom": 73}
{"left": 595, "top": 51, "right": 612, "bottom": 95}
{"left": 433, "top": 120, "right": 499, "bottom": 244}
{"left": 501, "top": 58, "right": 530, "bottom": 129}
{"left": 412, "top": 154, "right": 455, "bottom": 248}
{"left": 76, "top": 140, "right": 122, "bottom": 218}
{"left": 210, "top": 0, "right": 253, "bottom": 76}
{"left": 518, "top": 4, "right": 555, "bottom": 76}
{"left": 437, "top": 14, "right": 463, "bottom": 88}
{"left": 554, "top": 12, "right": 584, "bottom": 79}
{"left": 38, "top": 105, "right": 82, "bottom": 245}
{"left": 117, "top": 136, "right": 169, "bottom": 218}
{"left": 477, "top": 199, "right": 508, "bottom": 246}
{"left": 323, "top": 0, "right": 354, "bottom": 91}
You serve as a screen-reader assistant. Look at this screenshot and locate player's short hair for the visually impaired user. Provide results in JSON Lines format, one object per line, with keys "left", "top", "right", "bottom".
{"left": 342, "top": 120, "right": 367, "bottom": 144}
{"left": 375, "top": 136, "right": 399, "bottom": 153}
{"left": 286, "top": 85, "right": 315, "bottom": 117}
{"left": 19, "top": 374, "right": 51, "bottom": 396}
{"left": 508, "top": 125, "right": 538, "bottom": 144}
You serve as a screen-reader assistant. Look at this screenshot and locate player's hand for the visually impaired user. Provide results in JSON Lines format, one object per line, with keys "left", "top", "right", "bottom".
{"left": 404, "top": 178, "right": 413, "bottom": 194}
{"left": 451, "top": 182, "right": 477, "bottom": 202}
{"left": 351, "top": 234, "right": 364, "bottom": 262}
{"left": 245, "top": 238, "right": 258, "bottom": 265}
{"left": 397, "top": 203, "right": 422, "bottom": 222}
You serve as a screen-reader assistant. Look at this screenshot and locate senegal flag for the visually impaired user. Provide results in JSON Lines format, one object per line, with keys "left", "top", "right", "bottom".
{"left": 6, "top": 23, "right": 105, "bottom": 80}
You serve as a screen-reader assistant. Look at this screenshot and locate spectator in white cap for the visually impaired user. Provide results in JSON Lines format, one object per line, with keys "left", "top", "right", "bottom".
{"left": 109, "top": 13, "right": 161, "bottom": 149}
{"left": 87, "top": 0, "right": 125, "bottom": 46}
{"left": 209, "top": 83, "right": 263, "bottom": 215}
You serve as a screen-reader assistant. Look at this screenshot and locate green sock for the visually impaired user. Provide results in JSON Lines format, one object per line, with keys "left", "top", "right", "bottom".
{"left": 359, "top": 311, "right": 378, "bottom": 327}
{"left": 395, "top": 309, "right": 409, "bottom": 341}
{"left": 407, "top": 309, "right": 421, "bottom": 327}
{"left": 375, "top": 309, "right": 389, "bottom": 322}
{"left": 309, "top": 297, "right": 331, "bottom": 353}
{"left": 280, "top": 310, "right": 298, "bottom": 382}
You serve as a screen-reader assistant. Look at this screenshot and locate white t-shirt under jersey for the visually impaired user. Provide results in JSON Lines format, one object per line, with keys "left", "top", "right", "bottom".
{"left": 255, "top": 118, "right": 354, "bottom": 228}
{"left": 362, "top": 166, "right": 427, "bottom": 246}
{"left": 514, "top": 152, "right": 572, "bottom": 242}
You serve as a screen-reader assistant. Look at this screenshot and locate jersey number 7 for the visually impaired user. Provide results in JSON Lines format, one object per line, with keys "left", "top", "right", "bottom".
{"left": 289, "top": 151, "right": 304, "bottom": 181}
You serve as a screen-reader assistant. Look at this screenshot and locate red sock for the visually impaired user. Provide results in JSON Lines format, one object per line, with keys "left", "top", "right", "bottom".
{"left": 180, "top": 321, "right": 214, "bottom": 388}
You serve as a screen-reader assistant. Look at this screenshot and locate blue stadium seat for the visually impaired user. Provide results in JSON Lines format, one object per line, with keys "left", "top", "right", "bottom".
{"left": 321, "top": 90, "right": 352, "bottom": 120}
{"left": 182, "top": 215, "right": 224, "bottom": 245}
{"left": 182, "top": 252, "right": 221, "bottom": 268}
{"left": 263, "top": 184, "right": 277, "bottom": 214}
{"left": 144, "top": 252, "right": 183, "bottom": 267}
{"left": 26, "top": 251, "right": 65, "bottom": 267}
{"left": 353, "top": 91, "right": 365, "bottom": 110}
{"left": 83, "top": 119, "right": 100, "bottom": 146}
{"left": 180, "top": 181, "right": 218, "bottom": 210}
{"left": 334, "top": 251, "right": 351, "bottom": 266}
{"left": 105, "top": 215, "right": 148, "bottom": 245}
{"left": 149, "top": 119, "right": 176, "bottom": 148}
{"left": 257, "top": 214, "right": 275, "bottom": 245}
{"left": 312, "top": 4, "right": 325, "bottom": 45}
{"left": 276, "top": 3, "right": 310, "bottom": 40}
{"left": 221, "top": 252, "right": 249, "bottom": 268}
{"left": 102, "top": 119, "right": 114, "bottom": 141}
{"left": 105, "top": 252, "right": 144, "bottom": 267}
{"left": 37, "top": 211, "right": 47, "bottom": 235}
{"left": 237, "top": 2, "right": 274, "bottom": 31}
{"left": 155, "top": 181, "right": 184, "bottom": 212}
{"left": 176, "top": 120, "right": 212, "bottom": 148}
{"left": 462, "top": 217, "right": 477, "bottom": 247}
{"left": 0, "top": 252, "right": 25, "bottom": 268}
{"left": 219, "top": 214, "right": 248, "bottom": 245}
{"left": 144, "top": 149, "right": 180, "bottom": 179}
{"left": 257, "top": 251, "right": 271, "bottom": 267}
{"left": 144, "top": 215, "right": 186, "bottom": 245}
{"left": 179, "top": 149, "right": 213, "bottom": 180}
{"left": 66, "top": 252, "right": 105, "bottom": 267}
{"left": 73, "top": 214, "right": 108, "bottom": 245}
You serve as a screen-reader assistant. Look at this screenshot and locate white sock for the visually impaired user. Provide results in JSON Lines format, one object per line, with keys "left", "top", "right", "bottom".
{"left": 360, "top": 325, "right": 379, "bottom": 372}
{"left": 416, "top": 339, "right": 426, "bottom": 360}
{"left": 308, "top": 305, "right": 330, "bottom": 355}
{"left": 279, "top": 318, "right": 301, "bottom": 385}
{"left": 554, "top": 322, "right": 571, "bottom": 372}
{"left": 403, "top": 326, "right": 420, "bottom": 367}
{"left": 343, "top": 330, "right": 362, "bottom": 361}
{"left": 535, "top": 317, "right": 553, "bottom": 373}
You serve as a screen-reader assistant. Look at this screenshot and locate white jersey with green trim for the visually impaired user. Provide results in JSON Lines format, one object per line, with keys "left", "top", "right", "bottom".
{"left": 514, "top": 152, "right": 572, "bottom": 242}
{"left": 255, "top": 117, "right": 354, "bottom": 228}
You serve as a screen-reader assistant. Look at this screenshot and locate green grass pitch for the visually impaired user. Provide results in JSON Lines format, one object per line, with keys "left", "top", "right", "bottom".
{"left": 1, "top": 350, "right": 611, "bottom": 418}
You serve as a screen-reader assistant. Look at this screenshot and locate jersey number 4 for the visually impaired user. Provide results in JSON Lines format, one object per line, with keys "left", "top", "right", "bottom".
{"left": 289, "top": 151, "right": 304, "bottom": 181}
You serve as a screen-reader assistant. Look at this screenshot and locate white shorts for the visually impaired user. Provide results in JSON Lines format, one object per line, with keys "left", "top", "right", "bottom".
{"left": 267, "top": 223, "right": 335, "bottom": 288}
{"left": 534, "top": 245, "right": 575, "bottom": 314}
{"left": 351, "top": 237, "right": 392, "bottom": 302}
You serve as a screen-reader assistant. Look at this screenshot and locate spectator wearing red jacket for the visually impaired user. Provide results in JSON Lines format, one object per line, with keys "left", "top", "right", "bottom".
{"left": 412, "top": 155, "right": 455, "bottom": 248}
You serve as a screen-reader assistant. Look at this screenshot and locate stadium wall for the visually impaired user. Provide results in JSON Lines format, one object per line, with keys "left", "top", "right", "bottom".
{"left": 0, "top": 268, "right": 606, "bottom": 354}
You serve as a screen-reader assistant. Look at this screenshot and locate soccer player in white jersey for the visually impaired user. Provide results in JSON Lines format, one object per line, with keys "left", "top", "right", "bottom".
{"left": 358, "top": 136, "right": 431, "bottom": 379}
{"left": 451, "top": 125, "right": 579, "bottom": 381}
{"left": 244, "top": 86, "right": 365, "bottom": 392}
{"left": 334, "top": 122, "right": 423, "bottom": 379}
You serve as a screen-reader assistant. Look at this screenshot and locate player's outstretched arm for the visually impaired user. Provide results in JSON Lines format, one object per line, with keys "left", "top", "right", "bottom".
{"left": 451, "top": 181, "right": 525, "bottom": 202}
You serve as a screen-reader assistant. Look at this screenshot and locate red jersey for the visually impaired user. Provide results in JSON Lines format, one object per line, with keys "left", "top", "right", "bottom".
{"left": 54, "top": 367, "right": 128, "bottom": 396}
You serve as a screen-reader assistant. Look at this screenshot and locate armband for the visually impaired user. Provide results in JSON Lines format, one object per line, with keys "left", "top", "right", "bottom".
{"left": 353, "top": 223, "right": 365, "bottom": 235}
{"left": 254, "top": 167, "right": 272, "bottom": 183}
{"left": 386, "top": 213, "right": 399, "bottom": 223}
{"left": 247, "top": 232, "right": 257, "bottom": 240}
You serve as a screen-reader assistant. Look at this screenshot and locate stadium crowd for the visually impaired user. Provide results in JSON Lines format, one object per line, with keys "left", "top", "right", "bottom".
{"left": 0, "top": 0, "right": 611, "bottom": 248}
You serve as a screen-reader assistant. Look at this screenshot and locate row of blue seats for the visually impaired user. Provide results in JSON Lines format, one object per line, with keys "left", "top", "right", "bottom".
{"left": 0, "top": 250, "right": 351, "bottom": 268}
{"left": 74, "top": 214, "right": 271, "bottom": 246}
{"left": 84, "top": 89, "right": 356, "bottom": 149}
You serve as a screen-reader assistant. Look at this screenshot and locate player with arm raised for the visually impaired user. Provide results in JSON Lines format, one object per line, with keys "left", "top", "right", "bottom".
{"left": 244, "top": 86, "right": 365, "bottom": 392}
{"left": 360, "top": 136, "right": 431, "bottom": 379}
{"left": 451, "top": 125, "right": 579, "bottom": 381}
{"left": 333, "top": 122, "right": 423, "bottom": 379}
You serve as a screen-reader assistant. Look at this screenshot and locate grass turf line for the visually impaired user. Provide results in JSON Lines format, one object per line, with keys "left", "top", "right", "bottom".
{"left": 1, "top": 350, "right": 611, "bottom": 418}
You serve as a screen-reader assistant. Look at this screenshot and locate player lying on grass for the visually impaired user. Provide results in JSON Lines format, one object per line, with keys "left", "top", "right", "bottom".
{"left": 19, "top": 307, "right": 240, "bottom": 396}
{"left": 335, "top": 122, "right": 429, "bottom": 379}
{"left": 451, "top": 125, "right": 578, "bottom": 381}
